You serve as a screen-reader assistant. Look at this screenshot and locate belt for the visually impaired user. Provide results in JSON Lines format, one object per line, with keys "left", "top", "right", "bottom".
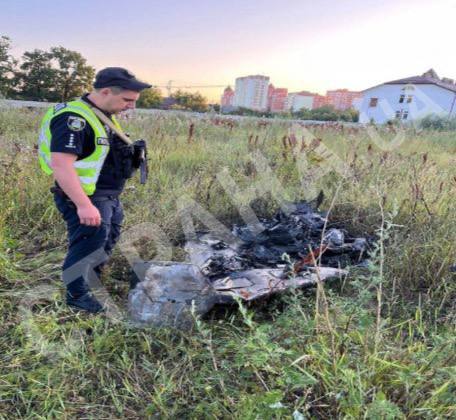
{"left": 91, "top": 189, "right": 121, "bottom": 200}
{"left": 50, "top": 186, "right": 120, "bottom": 201}
{"left": 90, "top": 194, "right": 120, "bottom": 202}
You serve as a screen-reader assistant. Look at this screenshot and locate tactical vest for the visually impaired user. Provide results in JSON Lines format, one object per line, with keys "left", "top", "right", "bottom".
{"left": 38, "top": 100, "right": 123, "bottom": 196}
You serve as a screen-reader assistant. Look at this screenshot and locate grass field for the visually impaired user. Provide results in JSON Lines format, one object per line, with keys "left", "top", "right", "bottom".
{"left": 0, "top": 107, "right": 455, "bottom": 418}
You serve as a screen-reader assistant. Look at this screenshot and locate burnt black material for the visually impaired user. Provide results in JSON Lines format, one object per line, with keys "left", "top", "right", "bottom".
{"left": 197, "top": 201, "right": 370, "bottom": 279}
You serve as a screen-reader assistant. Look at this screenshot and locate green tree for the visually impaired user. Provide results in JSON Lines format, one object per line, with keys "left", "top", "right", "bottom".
{"left": 228, "top": 106, "right": 273, "bottom": 118}
{"left": 50, "top": 46, "right": 95, "bottom": 101}
{"left": 310, "top": 105, "right": 338, "bottom": 121}
{"left": 171, "top": 90, "right": 208, "bottom": 112}
{"left": 0, "top": 36, "right": 17, "bottom": 98}
{"left": 294, "top": 108, "right": 312, "bottom": 120}
{"left": 293, "top": 105, "right": 360, "bottom": 122}
{"left": 136, "top": 87, "right": 162, "bottom": 109}
{"left": 15, "top": 49, "right": 58, "bottom": 101}
{"left": 15, "top": 46, "right": 95, "bottom": 102}
{"left": 346, "top": 107, "right": 359, "bottom": 122}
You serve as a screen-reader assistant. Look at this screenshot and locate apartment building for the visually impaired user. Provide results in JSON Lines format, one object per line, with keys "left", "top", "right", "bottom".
{"left": 312, "top": 94, "right": 328, "bottom": 109}
{"left": 285, "top": 91, "right": 315, "bottom": 112}
{"left": 233, "top": 75, "right": 270, "bottom": 111}
{"left": 268, "top": 84, "right": 288, "bottom": 112}
{"left": 221, "top": 86, "right": 234, "bottom": 106}
{"left": 326, "top": 89, "right": 361, "bottom": 110}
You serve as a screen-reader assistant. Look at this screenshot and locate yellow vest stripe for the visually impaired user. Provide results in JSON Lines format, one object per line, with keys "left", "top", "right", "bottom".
{"left": 37, "top": 100, "right": 121, "bottom": 196}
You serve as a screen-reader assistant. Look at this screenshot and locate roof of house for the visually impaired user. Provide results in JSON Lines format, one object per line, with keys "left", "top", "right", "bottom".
{"left": 363, "top": 69, "right": 456, "bottom": 94}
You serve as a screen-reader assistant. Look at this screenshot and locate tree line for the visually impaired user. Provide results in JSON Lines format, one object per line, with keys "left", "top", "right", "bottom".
{"left": 227, "top": 105, "right": 359, "bottom": 122}
{"left": 0, "top": 35, "right": 209, "bottom": 111}
{"left": 0, "top": 36, "right": 95, "bottom": 102}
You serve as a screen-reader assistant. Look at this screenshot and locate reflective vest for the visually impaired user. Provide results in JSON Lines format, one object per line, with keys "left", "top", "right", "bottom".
{"left": 38, "top": 100, "right": 123, "bottom": 196}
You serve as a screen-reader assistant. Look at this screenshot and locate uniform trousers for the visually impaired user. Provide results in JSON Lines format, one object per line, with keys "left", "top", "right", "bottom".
{"left": 53, "top": 193, "right": 124, "bottom": 297}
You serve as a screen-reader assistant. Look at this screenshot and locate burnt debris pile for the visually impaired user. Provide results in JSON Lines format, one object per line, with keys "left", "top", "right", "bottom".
{"left": 129, "top": 201, "right": 370, "bottom": 328}
{"left": 187, "top": 201, "right": 369, "bottom": 280}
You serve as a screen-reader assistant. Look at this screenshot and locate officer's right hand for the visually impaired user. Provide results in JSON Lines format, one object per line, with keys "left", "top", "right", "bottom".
{"left": 77, "top": 203, "right": 102, "bottom": 226}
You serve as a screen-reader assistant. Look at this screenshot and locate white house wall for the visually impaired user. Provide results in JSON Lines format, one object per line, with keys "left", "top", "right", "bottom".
{"left": 358, "top": 84, "right": 456, "bottom": 124}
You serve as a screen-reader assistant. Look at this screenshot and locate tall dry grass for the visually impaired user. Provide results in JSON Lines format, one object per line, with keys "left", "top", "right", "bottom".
{"left": 0, "top": 108, "right": 454, "bottom": 418}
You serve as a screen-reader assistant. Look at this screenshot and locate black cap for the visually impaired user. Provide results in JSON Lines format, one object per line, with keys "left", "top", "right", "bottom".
{"left": 94, "top": 67, "right": 152, "bottom": 91}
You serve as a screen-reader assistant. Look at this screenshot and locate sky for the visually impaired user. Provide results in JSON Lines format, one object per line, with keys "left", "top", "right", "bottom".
{"left": 1, "top": 0, "right": 456, "bottom": 102}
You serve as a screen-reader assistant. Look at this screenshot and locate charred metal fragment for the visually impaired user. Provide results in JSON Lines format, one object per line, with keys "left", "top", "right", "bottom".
{"left": 128, "top": 201, "right": 370, "bottom": 328}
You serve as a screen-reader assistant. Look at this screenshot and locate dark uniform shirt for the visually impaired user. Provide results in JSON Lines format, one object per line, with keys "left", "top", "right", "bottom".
{"left": 50, "top": 94, "right": 127, "bottom": 194}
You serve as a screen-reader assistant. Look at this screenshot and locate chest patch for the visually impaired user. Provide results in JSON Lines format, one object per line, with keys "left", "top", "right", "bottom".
{"left": 67, "top": 116, "right": 86, "bottom": 132}
{"left": 97, "top": 137, "right": 110, "bottom": 146}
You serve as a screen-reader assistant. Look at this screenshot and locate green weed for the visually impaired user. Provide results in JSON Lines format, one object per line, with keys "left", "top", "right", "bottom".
{"left": 0, "top": 109, "right": 454, "bottom": 418}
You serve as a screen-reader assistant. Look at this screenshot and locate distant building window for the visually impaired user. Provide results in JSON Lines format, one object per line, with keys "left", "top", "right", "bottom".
{"left": 407, "top": 95, "right": 413, "bottom": 103}
{"left": 399, "top": 94, "right": 405, "bottom": 103}
{"left": 369, "top": 98, "right": 378, "bottom": 107}
{"left": 403, "top": 111, "right": 409, "bottom": 120}
{"left": 395, "top": 111, "right": 402, "bottom": 119}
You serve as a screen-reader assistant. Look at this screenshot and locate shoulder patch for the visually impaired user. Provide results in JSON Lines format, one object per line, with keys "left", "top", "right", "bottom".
{"left": 67, "top": 116, "right": 86, "bottom": 132}
{"left": 54, "top": 103, "right": 67, "bottom": 113}
{"left": 97, "top": 137, "right": 110, "bottom": 146}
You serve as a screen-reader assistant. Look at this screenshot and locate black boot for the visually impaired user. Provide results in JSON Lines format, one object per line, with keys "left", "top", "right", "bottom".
{"left": 66, "top": 291, "right": 104, "bottom": 314}
{"left": 129, "top": 270, "right": 142, "bottom": 290}
{"left": 129, "top": 262, "right": 150, "bottom": 290}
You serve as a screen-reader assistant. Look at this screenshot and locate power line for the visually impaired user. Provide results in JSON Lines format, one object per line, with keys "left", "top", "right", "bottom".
{"left": 155, "top": 80, "right": 227, "bottom": 96}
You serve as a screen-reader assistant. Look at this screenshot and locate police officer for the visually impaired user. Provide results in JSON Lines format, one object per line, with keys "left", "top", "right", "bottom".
{"left": 38, "top": 67, "right": 151, "bottom": 313}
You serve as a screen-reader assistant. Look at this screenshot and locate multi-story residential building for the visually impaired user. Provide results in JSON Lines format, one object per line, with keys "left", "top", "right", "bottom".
{"left": 312, "top": 94, "right": 329, "bottom": 109}
{"left": 326, "top": 89, "right": 361, "bottom": 110}
{"left": 285, "top": 91, "right": 315, "bottom": 112}
{"left": 358, "top": 69, "right": 456, "bottom": 123}
{"left": 267, "top": 84, "right": 275, "bottom": 106}
{"left": 228, "top": 76, "right": 361, "bottom": 113}
{"left": 267, "top": 84, "right": 288, "bottom": 113}
{"left": 220, "top": 86, "right": 235, "bottom": 111}
{"left": 233, "top": 75, "right": 270, "bottom": 111}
